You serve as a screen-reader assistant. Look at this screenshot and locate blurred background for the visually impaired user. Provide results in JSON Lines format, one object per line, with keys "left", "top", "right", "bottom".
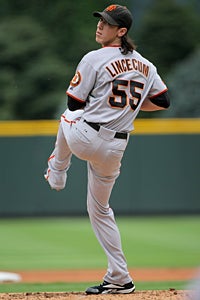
{"left": 0, "top": 0, "right": 199, "bottom": 217}
{"left": 0, "top": 0, "right": 200, "bottom": 120}
{"left": 0, "top": 0, "right": 199, "bottom": 290}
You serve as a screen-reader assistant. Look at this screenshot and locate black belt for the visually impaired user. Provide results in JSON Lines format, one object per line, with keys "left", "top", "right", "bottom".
{"left": 84, "top": 121, "right": 127, "bottom": 140}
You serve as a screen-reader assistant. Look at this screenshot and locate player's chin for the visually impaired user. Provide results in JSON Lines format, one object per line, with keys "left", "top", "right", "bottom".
{"left": 96, "top": 35, "right": 103, "bottom": 44}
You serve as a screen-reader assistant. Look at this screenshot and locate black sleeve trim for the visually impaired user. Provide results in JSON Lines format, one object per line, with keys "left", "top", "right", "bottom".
{"left": 67, "top": 95, "right": 86, "bottom": 111}
{"left": 149, "top": 91, "right": 170, "bottom": 108}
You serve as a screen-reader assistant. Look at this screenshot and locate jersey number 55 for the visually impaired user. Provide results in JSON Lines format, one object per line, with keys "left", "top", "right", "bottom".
{"left": 109, "top": 79, "right": 144, "bottom": 110}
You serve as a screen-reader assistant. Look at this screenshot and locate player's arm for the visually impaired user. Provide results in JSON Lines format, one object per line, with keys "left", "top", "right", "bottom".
{"left": 62, "top": 95, "right": 86, "bottom": 122}
{"left": 140, "top": 91, "right": 170, "bottom": 111}
{"left": 67, "top": 95, "right": 86, "bottom": 111}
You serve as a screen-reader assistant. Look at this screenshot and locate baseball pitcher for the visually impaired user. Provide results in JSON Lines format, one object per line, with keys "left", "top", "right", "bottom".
{"left": 44, "top": 4, "right": 170, "bottom": 294}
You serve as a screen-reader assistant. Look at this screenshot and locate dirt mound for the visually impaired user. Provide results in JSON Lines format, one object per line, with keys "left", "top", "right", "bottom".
{"left": 0, "top": 290, "right": 193, "bottom": 300}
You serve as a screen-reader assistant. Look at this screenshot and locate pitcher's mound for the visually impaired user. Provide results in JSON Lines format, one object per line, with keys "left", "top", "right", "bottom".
{"left": 0, "top": 290, "right": 193, "bottom": 300}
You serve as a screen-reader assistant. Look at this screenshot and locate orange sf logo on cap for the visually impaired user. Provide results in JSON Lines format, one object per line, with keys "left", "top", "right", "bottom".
{"left": 106, "top": 5, "right": 117, "bottom": 11}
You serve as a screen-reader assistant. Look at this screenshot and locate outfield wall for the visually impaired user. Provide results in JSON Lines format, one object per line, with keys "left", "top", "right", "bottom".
{"left": 0, "top": 119, "right": 200, "bottom": 217}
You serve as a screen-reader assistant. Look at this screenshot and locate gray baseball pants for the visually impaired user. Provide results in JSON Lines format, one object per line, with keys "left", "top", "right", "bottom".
{"left": 47, "top": 116, "right": 132, "bottom": 285}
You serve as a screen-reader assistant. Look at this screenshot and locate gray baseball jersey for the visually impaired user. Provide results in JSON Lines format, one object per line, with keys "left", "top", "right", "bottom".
{"left": 67, "top": 46, "right": 167, "bottom": 132}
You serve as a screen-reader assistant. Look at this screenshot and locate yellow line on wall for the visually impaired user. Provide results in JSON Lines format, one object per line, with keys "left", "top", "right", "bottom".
{"left": 133, "top": 118, "right": 200, "bottom": 134}
{"left": 0, "top": 118, "right": 199, "bottom": 137}
{"left": 0, "top": 120, "right": 60, "bottom": 137}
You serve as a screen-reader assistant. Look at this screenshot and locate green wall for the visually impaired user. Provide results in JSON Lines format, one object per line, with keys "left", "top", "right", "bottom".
{"left": 0, "top": 134, "right": 199, "bottom": 217}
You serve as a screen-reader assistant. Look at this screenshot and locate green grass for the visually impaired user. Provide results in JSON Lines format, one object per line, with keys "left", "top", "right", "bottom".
{"left": 0, "top": 217, "right": 105, "bottom": 270}
{"left": 117, "top": 216, "right": 200, "bottom": 267}
{"left": 0, "top": 216, "right": 199, "bottom": 293}
{"left": 0, "top": 281, "right": 187, "bottom": 293}
{"left": 0, "top": 216, "right": 199, "bottom": 270}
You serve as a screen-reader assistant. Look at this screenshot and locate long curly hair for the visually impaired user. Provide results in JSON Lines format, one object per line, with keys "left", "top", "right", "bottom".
{"left": 120, "top": 34, "right": 136, "bottom": 55}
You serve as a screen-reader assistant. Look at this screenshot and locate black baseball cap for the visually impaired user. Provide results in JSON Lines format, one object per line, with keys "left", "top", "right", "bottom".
{"left": 93, "top": 4, "right": 133, "bottom": 31}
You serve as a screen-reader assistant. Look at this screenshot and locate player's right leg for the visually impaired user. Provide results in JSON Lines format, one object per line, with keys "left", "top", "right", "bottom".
{"left": 86, "top": 161, "right": 133, "bottom": 286}
{"left": 85, "top": 134, "right": 134, "bottom": 293}
{"left": 44, "top": 124, "right": 72, "bottom": 191}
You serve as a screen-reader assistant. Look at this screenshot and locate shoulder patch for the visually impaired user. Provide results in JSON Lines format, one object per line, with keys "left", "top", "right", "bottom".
{"left": 70, "top": 71, "right": 82, "bottom": 87}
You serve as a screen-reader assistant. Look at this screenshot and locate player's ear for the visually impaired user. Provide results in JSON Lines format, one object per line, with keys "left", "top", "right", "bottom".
{"left": 117, "top": 27, "right": 127, "bottom": 38}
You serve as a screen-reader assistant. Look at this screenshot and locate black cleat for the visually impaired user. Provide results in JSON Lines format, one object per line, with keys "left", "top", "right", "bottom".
{"left": 86, "top": 280, "right": 135, "bottom": 294}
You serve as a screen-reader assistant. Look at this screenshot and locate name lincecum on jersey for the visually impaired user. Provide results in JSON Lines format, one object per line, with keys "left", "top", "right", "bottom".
{"left": 106, "top": 59, "right": 149, "bottom": 78}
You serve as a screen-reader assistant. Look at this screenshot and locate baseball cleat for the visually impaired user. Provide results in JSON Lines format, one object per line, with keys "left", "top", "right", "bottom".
{"left": 44, "top": 168, "right": 66, "bottom": 191}
{"left": 85, "top": 280, "right": 135, "bottom": 294}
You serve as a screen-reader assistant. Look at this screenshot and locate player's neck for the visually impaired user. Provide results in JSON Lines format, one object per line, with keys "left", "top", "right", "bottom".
{"left": 101, "top": 36, "right": 122, "bottom": 48}
{"left": 102, "top": 44, "right": 121, "bottom": 48}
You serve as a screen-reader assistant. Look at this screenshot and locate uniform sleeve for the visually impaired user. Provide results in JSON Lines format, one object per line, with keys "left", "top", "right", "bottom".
{"left": 149, "top": 91, "right": 170, "bottom": 108}
{"left": 147, "top": 72, "right": 168, "bottom": 98}
{"left": 66, "top": 58, "right": 97, "bottom": 102}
